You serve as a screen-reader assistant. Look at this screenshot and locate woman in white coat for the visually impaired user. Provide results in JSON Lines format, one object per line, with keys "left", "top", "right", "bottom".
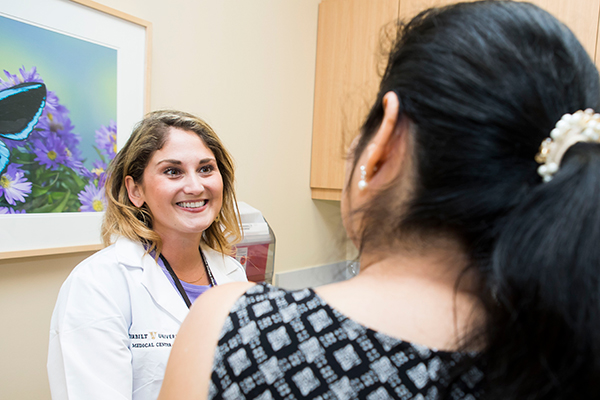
{"left": 47, "top": 110, "right": 248, "bottom": 400}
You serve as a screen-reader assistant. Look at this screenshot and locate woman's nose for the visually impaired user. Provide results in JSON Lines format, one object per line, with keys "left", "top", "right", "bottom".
{"left": 183, "top": 174, "right": 204, "bottom": 194}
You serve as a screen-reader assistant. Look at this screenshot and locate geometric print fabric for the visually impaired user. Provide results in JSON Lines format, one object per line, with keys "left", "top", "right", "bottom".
{"left": 209, "top": 283, "right": 483, "bottom": 399}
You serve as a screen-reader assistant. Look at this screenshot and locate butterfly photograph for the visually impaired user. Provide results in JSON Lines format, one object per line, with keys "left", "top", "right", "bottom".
{"left": 0, "top": 0, "right": 147, "bottom": 257}
{"left": 0, "top": 81, "right": 47, "bottom": 173}
{"left": 0, "top": 12, "right": 117, "bottom": 215}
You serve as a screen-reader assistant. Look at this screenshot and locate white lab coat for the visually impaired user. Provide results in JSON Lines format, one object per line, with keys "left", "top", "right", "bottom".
{"left": 47, "top": 236, "right": 247, "bottom": 400}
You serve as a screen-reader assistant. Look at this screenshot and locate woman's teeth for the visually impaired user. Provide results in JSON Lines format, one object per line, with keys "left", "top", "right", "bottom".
{"left": 178, "top": 200, "right": 207, "bottom": 208}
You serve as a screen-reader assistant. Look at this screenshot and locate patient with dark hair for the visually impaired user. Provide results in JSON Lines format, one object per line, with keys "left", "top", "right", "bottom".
{"left": 159, "top": 1, "right": 600, "bottom": 398}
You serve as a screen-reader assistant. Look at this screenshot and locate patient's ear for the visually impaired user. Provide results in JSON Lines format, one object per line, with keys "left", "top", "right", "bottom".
{"left": 125, "top": 176, "right": 145, "bottom": 208}
{"left": 362, "top": 91, "right": 410, "bottom": 190}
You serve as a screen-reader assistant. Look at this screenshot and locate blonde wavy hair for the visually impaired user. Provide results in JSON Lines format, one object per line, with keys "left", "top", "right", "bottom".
{"left": 101, "top": 110, "right": 241, "bottom": 256}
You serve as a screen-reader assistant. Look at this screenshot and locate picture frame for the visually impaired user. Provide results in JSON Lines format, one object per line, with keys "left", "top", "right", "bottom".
{"left": 0, "top": 0, "right": 151, "bottom": 259}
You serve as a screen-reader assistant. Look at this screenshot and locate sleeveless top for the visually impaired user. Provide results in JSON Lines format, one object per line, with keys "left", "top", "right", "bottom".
{"left": 210, "top": 283, "right": 484, "bottom": 399}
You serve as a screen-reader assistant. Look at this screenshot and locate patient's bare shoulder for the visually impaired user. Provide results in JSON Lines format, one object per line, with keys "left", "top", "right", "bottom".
{"left": 158, "top": 282, "right": 256, "bottom": 400}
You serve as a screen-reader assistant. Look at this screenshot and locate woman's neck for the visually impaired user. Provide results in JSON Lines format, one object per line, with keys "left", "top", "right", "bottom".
{"left": 358, "top": 237, "right": 475, "bottom": 292}
{"left": 160, "top": 234, "right": 205, "bottom": 282}
{"left": 316, "top": 237, "right": 485, "bottom": 351}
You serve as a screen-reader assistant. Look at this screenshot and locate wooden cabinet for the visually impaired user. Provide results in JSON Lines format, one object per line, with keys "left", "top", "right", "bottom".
{"left": 525, "top": 0, "right": 600, "bottom": 59}
{"left": 310, "top": 0, "right": 600, "bottom": 200}
{"left": 399, "top": 0, "right": 600, "bottom": 57}
{"left": 310, "top": 0, "right": 399, "bottom": 200}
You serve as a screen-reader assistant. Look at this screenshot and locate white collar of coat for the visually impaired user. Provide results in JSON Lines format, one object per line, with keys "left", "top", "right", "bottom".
{"left": 112, "top": 236, "right": 240, "bottom": 322}
{"left": 113, "top": 236, "right": 147, "bottom": 267}
{"left": 112, "top": 236, "right": 238, "bottom": 276}
{"left": 114, "top": 236, "right": 188, "bottom": 322}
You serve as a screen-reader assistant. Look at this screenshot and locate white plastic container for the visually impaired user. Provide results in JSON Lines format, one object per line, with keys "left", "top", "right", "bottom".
{"left": 234, "top": 202, "right": 275, "bottom": 283}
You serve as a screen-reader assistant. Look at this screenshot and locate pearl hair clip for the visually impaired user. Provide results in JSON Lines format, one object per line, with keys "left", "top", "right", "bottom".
{"left": 535, "top": 109, "right": 600, "bottom": 182}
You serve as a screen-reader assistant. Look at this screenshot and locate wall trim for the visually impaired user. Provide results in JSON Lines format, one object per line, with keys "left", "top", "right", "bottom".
{"left": 274, "top": 260, "right": 357, "bottom": 290}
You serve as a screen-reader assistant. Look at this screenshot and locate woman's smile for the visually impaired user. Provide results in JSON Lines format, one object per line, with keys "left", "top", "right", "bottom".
{"left": 127, "top": 127, "right": 224, "bottom": 243}
{"left": 177, "top": 200, "right": 208, "bottom": 209}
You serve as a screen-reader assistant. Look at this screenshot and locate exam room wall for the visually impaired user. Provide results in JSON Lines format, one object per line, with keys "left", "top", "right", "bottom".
{"left": 0, "top": 1, "right": 348, "bottom": 398}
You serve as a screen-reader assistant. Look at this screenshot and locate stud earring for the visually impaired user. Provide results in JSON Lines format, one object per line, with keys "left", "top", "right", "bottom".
{"left": 358, "top": 165, "right": 367, "bottom": 191}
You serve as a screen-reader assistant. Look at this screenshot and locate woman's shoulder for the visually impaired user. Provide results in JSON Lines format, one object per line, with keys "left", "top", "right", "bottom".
{"left": 51, "top": 239, "right": 150, "bottom": 325}
{"left": 223, "top": 283, "right": 314, "bottom": 314}
{"left": 163, "top": 283, "right": 485, "bottom": 399}
{"left": 207, "top": 283, "right": 485, "bottom": 399}
{"left": 62, "top": 237, "right": 149, "bottom": 286}
{"left": 211, "top": 282, "right": 481, "bottom": 364}
{"left": 197, "top": 283, "right": 315, "bottom": 320}
{"left": 159, "top": 281, "right": 258, "bottom": 399}
{"left": 160, "top": 283, "right": 309, "bottom": 399}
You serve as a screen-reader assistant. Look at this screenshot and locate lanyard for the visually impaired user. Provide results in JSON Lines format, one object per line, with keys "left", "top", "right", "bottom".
{"left": 159, "top": 248, "right": 216, "bottom": 309}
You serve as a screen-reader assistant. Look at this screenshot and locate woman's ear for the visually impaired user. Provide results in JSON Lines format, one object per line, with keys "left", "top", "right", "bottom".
{"left": 362, "top": 91, "right": 409, "bottom": 188}
{"left": 125, "top": 176, "right": 145, "bottom": 208}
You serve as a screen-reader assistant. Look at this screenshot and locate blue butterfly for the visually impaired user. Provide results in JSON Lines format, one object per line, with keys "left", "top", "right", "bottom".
{"left": 0, "top": 82, "right": 47, "bottom": 175}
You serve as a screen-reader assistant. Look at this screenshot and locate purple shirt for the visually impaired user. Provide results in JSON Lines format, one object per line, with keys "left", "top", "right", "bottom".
{"left": 156, "top": 255, "right": 212, "bottom": 304}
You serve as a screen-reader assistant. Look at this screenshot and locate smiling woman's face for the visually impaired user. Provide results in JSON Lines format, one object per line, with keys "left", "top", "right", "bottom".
{"left": 126, "top": 127, "right": 223, "bottom": 244}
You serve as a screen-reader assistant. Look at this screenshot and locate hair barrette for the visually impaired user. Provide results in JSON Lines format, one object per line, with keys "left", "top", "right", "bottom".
{"left": 536, "top": 109, "right": 600, "bottom": 182}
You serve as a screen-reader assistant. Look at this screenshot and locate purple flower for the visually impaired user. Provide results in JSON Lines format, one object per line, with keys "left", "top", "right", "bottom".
{"left": 0, "top": 207, "right": 26, "bottom": 214}
{"left": 33, "top": 133, "right": 67, "bottom": 170}
{"left": 68, "top": 159, "right": 92, "bottom": 178}
{"left": 95, "top": 121, "right": 117, "bottom": 158}
{"left": 18, "top": 66, "right": 42, "bottom": 83}
{"left": 78, "top": 183, "right": 106, "bottom": 212}
{"left": 62, "top": 142, "right": 84, "bottom": 172}
{"left": 2, "top": 137, "right": 26, "bottom": 151}
{"left": 92, "top": 159, "right": 109, "bottom": 188}
{"left": 0, "top": 71, "right": 18, "bottom": 89}
{"left": 35, "top": 106, "right": 87, "bottom": 170}
{"left": 39, "top": 92, "right": 65, "bottom": 119}
{"left": 0, "top": 66, "right": 43, "bottom": 90}
{"left": 77, "top": 165, "right": 94, "bottom": 180}
{"left": 37, "top": 109, "right": 84, "bottom": 166}
{"left": 81, "top": 159, "right": 109, "bottom": 186}
{"left": 91, "top": 159, "right": 107, "bottom": 178}
{"left": 37, "top": 108, "right": 74, "bottom": 138}
{"left": 0, "top": 164, "right": 32, "bottom": 206}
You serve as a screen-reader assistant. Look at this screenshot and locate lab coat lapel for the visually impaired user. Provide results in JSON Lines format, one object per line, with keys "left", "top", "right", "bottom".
{"left": 115, "top": 237, "right": 188, "bottom": 323}
{"left": 140, "top": 255, "right": 189, "bottom": 323}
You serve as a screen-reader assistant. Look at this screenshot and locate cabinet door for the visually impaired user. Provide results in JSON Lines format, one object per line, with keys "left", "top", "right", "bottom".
{"left": 310, "top": 0, "right": 399, "bottom": 200}
{"left": 310, "top": 0, "right": 600, "bottom": 201}
{"left": 529, "top": 0, "right": 599, "bottom": 60}
{"left": 399, "top": 0, "right": 600, "bottom": 60}
{"left": 398, "top": 0, "right": 465, "bottom": 18}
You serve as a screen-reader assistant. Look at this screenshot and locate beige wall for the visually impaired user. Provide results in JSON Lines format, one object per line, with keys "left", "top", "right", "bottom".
{"left": 0, "top": 1, "right": 349, "bottom": 398}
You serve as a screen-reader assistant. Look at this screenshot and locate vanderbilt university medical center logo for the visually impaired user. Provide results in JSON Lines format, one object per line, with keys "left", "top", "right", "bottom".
{"left": 129, "top": 332, "right": 177, "bottom": 349}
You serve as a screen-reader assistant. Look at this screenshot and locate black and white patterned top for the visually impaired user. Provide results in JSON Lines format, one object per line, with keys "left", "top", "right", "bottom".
{"left": 210, "top": 283, "right": 484, "bottom": 399}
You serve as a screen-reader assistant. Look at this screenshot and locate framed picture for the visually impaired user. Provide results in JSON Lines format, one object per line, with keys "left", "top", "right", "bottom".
{"left": 0, "top": 0, "right": 151, "bottom": 258}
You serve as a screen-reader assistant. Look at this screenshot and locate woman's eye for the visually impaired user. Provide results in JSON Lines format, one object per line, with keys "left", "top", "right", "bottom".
{"left": 199, "top": 165, "right": 215, "bottom": 174}
{"left": 164, "top": 167, "right": 181, "bottom": 177}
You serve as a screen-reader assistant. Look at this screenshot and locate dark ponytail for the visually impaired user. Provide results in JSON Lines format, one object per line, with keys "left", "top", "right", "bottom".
{"left": 353, "top": 1, "right": 600, "bottom": 397}
{"left": 487, "top": 142, "right": 600, "bottom": 398}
